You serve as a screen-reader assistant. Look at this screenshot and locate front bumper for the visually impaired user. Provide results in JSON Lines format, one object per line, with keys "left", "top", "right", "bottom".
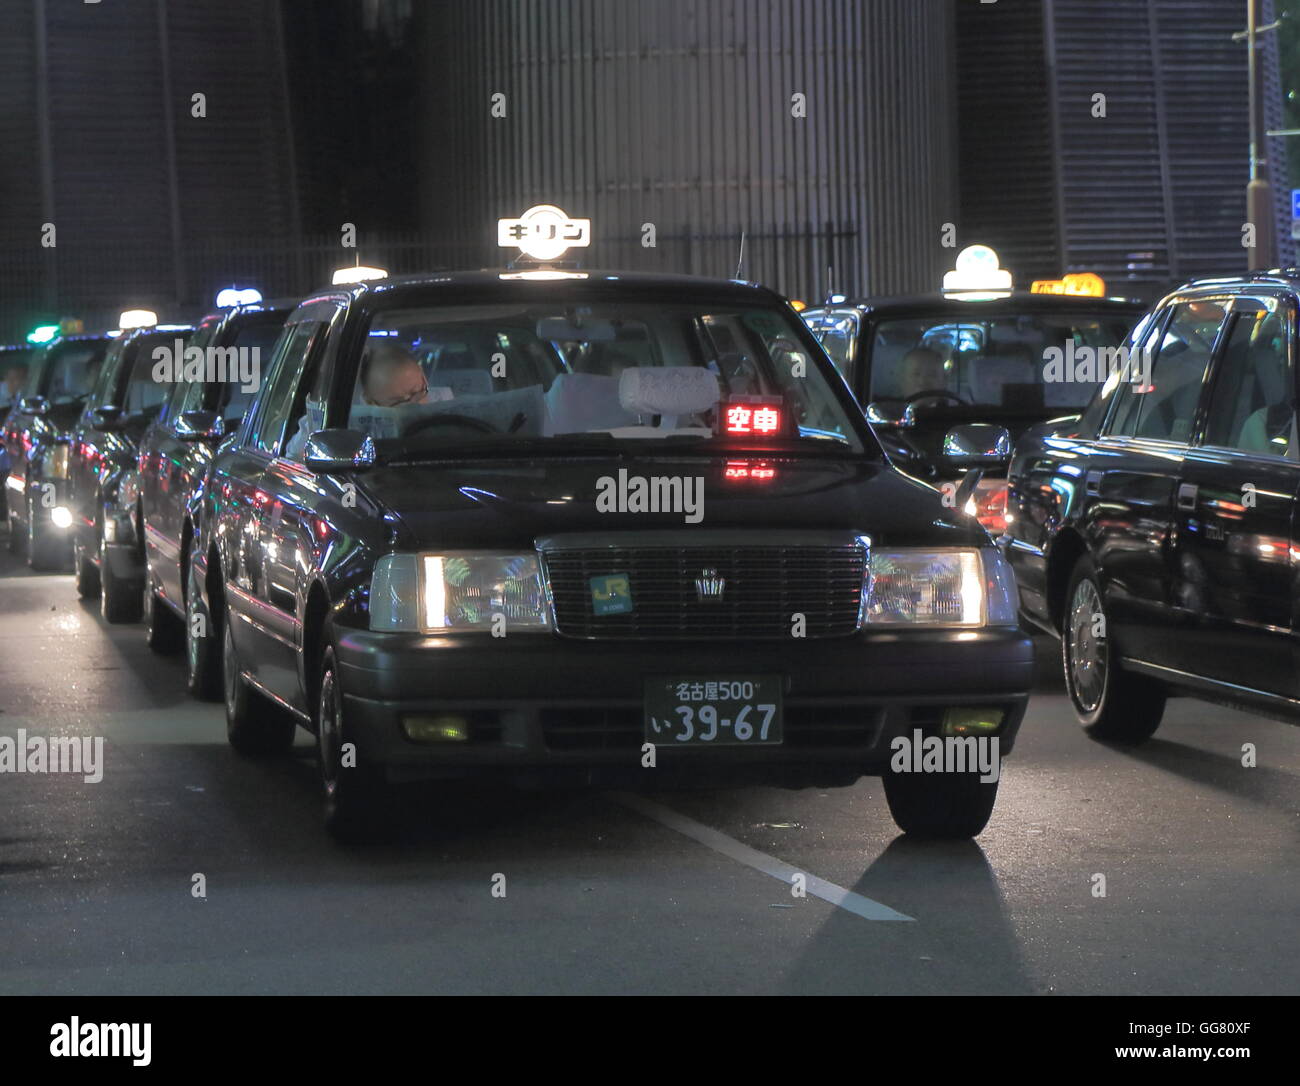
{"left": 333, "top": 627, "right": 1034, "bottom": 786}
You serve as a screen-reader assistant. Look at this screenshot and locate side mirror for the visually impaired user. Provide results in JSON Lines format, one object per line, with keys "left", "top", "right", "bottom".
{"left": 18, "top": 395, "right": 49, "bottom": 416}
{"left": 92, "top": 404, "right": 124, "bottom": 430}
{"left": 304, "top": 429, "right": 376, "bottom": 473}
{"left": 174, "top": 410, "right": 225, "bottom": 443}
{"left": 943, "top": 423, "right": 1012, "bottom": 470}
{"left": 865, "top": 401, "right": 916, "bottom": 429}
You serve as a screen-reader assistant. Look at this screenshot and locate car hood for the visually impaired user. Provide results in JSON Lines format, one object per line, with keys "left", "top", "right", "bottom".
{"left": 357, "top": 455, "right": 988, "bottom": 550}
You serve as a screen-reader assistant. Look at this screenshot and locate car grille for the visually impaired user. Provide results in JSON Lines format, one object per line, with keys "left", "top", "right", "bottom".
{"left": 541, "top": 542, "right": 866, "bottom": 640}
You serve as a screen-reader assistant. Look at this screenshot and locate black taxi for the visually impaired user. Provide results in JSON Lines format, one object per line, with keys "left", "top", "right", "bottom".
{"left": 67, "top": 317, "right": 194, "bottom": 621}
{"left": 1005, "top": 270, "right": 1300, "bottom": 741}
{"left": 189, "top": 261, "right": 1033, "bottom": 841}
{"left": 135, "top": 295, "right": 294, "bottom": 681}
{"left": 802, "top": 272, "right": 1144, "bottom": 534}
{"left": 3, "top": 332, "right": 113, "bottom": 569}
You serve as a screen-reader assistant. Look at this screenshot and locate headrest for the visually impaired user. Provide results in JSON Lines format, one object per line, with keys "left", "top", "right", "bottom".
{"left": 619, "top": 366, "right": 719, "bottom": 417}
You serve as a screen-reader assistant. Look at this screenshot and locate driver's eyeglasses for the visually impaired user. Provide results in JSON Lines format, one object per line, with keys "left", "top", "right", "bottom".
{"left": 383, "top": 381, "right": 428, "bottom": 407}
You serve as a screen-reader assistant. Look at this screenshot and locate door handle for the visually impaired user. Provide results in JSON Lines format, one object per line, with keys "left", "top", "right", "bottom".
{"left": 1084, "top": 470, "right": 1103, "bottom": 496}
{"left": 1177, "top": 482, "right": 1198, "bottom": 512}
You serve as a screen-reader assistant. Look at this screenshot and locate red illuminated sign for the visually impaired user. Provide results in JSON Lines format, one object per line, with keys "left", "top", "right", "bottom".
{"left": 722, "top": 397, "right": 784, "bottom": 437}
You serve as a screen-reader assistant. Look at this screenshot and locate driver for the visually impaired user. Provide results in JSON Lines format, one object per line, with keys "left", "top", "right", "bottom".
{"left": 897, "top": 347, "right": 948, "bottom": 400}
{"left": 361, "top": 343, "right": 429, "bottom": 407}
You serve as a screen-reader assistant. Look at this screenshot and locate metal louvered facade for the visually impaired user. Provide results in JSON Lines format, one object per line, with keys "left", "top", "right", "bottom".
{"left": 958, "top": 0, "right": 1294, "bottom": 302}
{"left": 418, "top": 0, "right": 961, "bottom": 302}
{"left": 0, "top": 0, "right": 297, "bottom": 340}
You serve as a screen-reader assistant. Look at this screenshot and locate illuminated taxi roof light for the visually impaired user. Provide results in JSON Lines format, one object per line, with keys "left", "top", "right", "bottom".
{"left": 497, "top": 270, "right": 589, "bottom": 281}
{"left": 215, "top": 286, "right": 263, "bottom": 308}
{"left": 943, "top": 245, "right": 1013, "bottom": 296}
{"left": 498, "top": 204, "right": 591, "bottom": 262}
{"left": 27, "top": 324, "right": 59, "bottom": 345}
{"left": 331, "top": 265, "right": 389, "bottom": 286}
{"left": 58, "top": 317, "right": 85, "bottom": 335}
{"left": 790, "top": 299, "right": 807, "bottom": 312}
{"left": 118, "top": 309, "right": 158, "bottom": 330}
{"left": 1030, "top": 272, "right": 1107, "bottom": 298}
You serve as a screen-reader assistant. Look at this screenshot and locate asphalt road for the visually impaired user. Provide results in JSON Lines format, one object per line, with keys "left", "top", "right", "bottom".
{"left": 0, "top": 539, "right": 1296, "bottom": 996}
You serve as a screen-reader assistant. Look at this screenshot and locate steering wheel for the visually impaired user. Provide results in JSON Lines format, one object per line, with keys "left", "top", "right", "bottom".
{"left": 401, "top": 413, "right": 499, "bottom": 437}
{"left": 905, "top": 388, "right": 968, "bottom": 406}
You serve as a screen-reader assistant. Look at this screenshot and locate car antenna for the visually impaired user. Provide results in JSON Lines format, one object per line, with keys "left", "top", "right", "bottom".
{"left": 734, "top": 230, "right": 747, "bottom": 280}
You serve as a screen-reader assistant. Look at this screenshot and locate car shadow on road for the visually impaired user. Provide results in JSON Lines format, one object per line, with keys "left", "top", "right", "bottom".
{"left": 781, "top": 836, "right": 1037, "bottom": 995}
{"left": 1094, "top": 735, "right": 1299, "bottom": 809}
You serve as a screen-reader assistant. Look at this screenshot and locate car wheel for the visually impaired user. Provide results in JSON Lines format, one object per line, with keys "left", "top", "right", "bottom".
{"left": 100, "top": 537, "right": 143, "bottom": 623}
{"left": 882, "top": 767, "right": 999, "bottom": 838}
{"left": 223, "top": 617, "right": 296, "bottom": 755}
{"left": 1062, "top": 556, "right": 1165, "bottom": 743}
{"left": 26, "top": 493, "right": 62, "bottom": 571}
{"left": 318, "top": 644, "right": 392, "bottom": 842}
{"left": 185, "top": 558, "right": 221, "bottom": 700}
{"left": 144, "top": 571, "right": 184, "bottom": 654}
{"left": 74, "top": 535, "right": 100, "bottom": 599}
{"left": 6, "top": 496, "right": 22, "bottom": 555}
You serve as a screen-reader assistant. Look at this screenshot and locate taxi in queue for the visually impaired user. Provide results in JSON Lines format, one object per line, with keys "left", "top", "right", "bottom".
{"left": 801, "top": 247, "right": 1146, "bottom": 536}
{"left": 185, "top": 208, "right": 1034, "bottom": 841}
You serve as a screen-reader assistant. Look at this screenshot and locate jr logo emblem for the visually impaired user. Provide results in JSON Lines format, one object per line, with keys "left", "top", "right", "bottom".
{"left": 695, "top": 568, "right": 726, "bottom": 601}
{"left": 590, "top": 573, "right": 633, "bottom": 616}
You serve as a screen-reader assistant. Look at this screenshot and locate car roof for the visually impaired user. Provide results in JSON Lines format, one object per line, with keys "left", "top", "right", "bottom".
{"left": 804, "top": 290, "right": 1147, "bottom": 318}
{"left": 1179, "top": 268, "right": 1300, "bottom": 292}
{"left": 194, "top": 297, "right": 299, "bottom": 327}
{"left": 307, "top": 269, "right": 788, "bottom": 308}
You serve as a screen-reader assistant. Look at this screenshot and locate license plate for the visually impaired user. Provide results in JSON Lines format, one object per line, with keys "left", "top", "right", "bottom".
{"left": 644, "top": 676, "right": 783, "bottom": 746}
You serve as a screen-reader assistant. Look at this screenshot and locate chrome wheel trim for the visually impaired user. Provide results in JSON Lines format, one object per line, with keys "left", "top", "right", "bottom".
{"left": 318, "top": 668, "right": 341, "bottom": 799}
{"left": 1067, "top": 578, "right": 1107, "bottom": 713}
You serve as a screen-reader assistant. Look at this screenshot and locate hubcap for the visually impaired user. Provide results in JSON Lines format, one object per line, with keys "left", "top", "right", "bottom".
{"left": 222, "top": 622, "right": 238, "bottom": 714}
{"left": 1067, "top": 578, "right": 1107, "bottom": 713}
{"left": 318, "top": 669, "right": 341, "bottom": 796}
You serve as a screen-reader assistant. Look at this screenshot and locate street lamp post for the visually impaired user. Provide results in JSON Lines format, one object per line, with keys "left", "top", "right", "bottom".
{"left": 1246, "top": 0, "right": 1278, "bottom": 270}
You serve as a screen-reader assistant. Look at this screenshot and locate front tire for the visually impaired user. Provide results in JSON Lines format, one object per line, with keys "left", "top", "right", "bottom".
{"left": 74, "top": 535, "right": 100, "bottom": 598}
{"left": 26, "top": 494, "right": 62, "bottom": 571}
{"left": 318, "top": 644, "right": 392, "bottom": 842}
{"left": 185, "top": 557, "right": 221, "bottom": 699}
{"left": 1062, "top": 556, "right": 1165, "bottom": 743}
{"left": 223, "top": 616, "right": 296, "bottom": 755}
{"left": 883, "top": 768, "right": 999, "bottom": 838}
{"left": 144, "top": 570, "right": 184, "bottom": 653}
{"left": 100, "top": 537, "right": 143, "bottom": 623}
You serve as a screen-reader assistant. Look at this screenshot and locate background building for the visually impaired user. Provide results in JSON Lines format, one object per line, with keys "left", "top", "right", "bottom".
{"left": 0, "top": 0, "right": 1293, "bottom": 340}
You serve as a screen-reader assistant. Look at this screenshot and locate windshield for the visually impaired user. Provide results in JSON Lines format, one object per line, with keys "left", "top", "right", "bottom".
{"left": 869, "top": 311, "right": 1134, "bottom": 412}
{"left": 34, "top": 339, "right": 111, "bottom": 404}
{"left": 343, "top": 301, "right": 864, "bottom": 455}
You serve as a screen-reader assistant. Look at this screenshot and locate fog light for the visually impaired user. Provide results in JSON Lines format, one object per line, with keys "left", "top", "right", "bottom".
{"left": 941, "top": 707, "right": 1004, "bottom": 736}
{"left": 50, "top": 506, "right": 73, "bottom": 529}
{"left": 402, "top": 714, "right": 470, "bottom": 743}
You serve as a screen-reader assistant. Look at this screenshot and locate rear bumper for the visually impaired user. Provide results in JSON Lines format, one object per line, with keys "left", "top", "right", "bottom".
{"left": 333, "top": 626, "right": 1034, "bottom": 786}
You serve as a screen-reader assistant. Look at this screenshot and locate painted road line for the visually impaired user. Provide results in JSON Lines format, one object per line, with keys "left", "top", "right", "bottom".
{"left": 612, "top": 793, "right": 915, "bottom": 922}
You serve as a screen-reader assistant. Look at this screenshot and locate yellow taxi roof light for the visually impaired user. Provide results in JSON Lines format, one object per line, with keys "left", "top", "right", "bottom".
{"left": 332, "top": 265, "right": 389, "bottom": 286}
{"left": 1030, "top": 272, "right": 1107, "bottom": 298}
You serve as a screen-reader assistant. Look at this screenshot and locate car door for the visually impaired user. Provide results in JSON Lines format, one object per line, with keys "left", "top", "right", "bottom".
{"left": 1085, "top": 297, "right": 1229, "bottom": 669}
{"left": 70, "top": 337, "right": 128, "bottom": 549}
{"left": 226, "top": 313, "right": 333, "bottom": 705}
{"left": 1170, "top": 290, "right": 1300, "bottom": 698}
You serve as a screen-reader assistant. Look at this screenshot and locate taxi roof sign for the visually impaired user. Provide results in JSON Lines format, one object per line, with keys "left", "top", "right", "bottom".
{"left": 118, "top": 309, "right": 158, "bottom": 330}
{"left": 498, "top": 204, "right": 591, "bottom": 262}
{"left": 332, "top": 265, "right": 388, "bottom": 286}
{"left": 1030, "top": 272, "right": 1107, "bottom": 298}
{"left": 942, "top": 245, "right": 1013, "bottom": 299}
{"left": 215, "top": 286, "right": 263, "bottom": 308}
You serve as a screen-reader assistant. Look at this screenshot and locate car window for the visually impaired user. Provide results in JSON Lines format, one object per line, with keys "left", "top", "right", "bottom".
{"left": 119, "top": 331, "right": 190, "bottom": 423}
{"left": 1202, "top": 304, "right": 1296, "bottom": 459}
{"left": 340, "top": 301, "right": 865, "bottom": 454}
{"left": 208, "top": 318, "right": 285, "bottom": 423}
{"left": 1107, "top": 302, "right": 1223, "bottom": 442}
{"left": 249, "top": 322, "right": 327, "bottom": 455}
{"left": 806, "top": 310, "right": 858, "bottom": 378}
{"left": 866, "top": 311, "right": 1135, "bottom": 411}
{"left": 47, "top": 341, "right": 110, "bottom": 405}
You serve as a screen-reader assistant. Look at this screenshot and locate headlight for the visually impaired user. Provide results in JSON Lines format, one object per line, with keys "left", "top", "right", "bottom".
{"left": 369, "top": 552, "right": 550, "bottom": 633}
{"left": 864, "top": 548, "right": 1018, "bottom": 627}
{"left": 45, "top": 443, "right": 69, "bottom": 479}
